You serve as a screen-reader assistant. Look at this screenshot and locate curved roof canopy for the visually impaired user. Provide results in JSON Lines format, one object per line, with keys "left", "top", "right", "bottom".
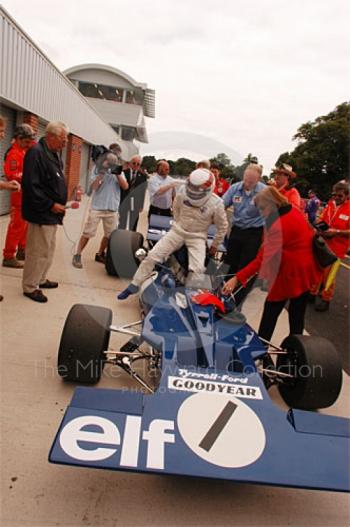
{"left": 64, "top": 63, "right": 145, "bottom": 89}
{"left": 64, "top": 63, "right": 155, "bottom": 118}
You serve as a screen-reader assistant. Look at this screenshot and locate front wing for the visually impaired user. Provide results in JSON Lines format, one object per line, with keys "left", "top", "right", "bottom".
{"left": 49, "top": 368, "right": 350, "bottom": 492}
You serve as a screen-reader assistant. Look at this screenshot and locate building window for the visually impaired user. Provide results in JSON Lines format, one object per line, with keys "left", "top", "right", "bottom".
{"left": 121, "top": 126, "right": 136, "bottom": 141}
{"left": 112, "top": 125, "right": 120, "bottom": 135}
{"left": 125, "top": 90, "right": 136, "bottom": 104}
{"left": 79, "top": 82, "right": 100, "bottom": 98}
{"left": 78, "top": 81, "right": 124, "bottom": 102}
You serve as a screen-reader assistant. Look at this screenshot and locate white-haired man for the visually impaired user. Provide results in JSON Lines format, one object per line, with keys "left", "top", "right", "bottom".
{"left": 118, "top": 168, "right": 228, "bottom": 299}
{"left": 119, "top": 155, "right": 147, "bottom": 231}
{"left": 21, "top": 122, "right": 68, "bottom": 303}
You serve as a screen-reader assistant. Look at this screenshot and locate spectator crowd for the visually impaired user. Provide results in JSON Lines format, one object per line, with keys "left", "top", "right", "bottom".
{"left": 1, "top": 115, "right": 349, "bottom": 343}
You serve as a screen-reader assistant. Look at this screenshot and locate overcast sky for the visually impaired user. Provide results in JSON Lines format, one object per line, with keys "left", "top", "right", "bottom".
{"left": 3, "top": 0, "right": 349, "bottom": 172}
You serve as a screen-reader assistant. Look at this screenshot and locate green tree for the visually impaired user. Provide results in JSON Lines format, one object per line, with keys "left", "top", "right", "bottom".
{"left": 274, "top": 102, "right": 350, "bottom": 200}
{"left": 233, "top": 154, "right": 259, "bottom": 180}
{"left": 210, "top": 153, "right": 236, "bottom": 182}
{"left": 167, "top": 159, "right": 176, "bottom": 175}
{"left": 213, "top": 153, "right": 232, "bottom": 167}
{"left": 173, "top": 157, "right": 196, "bottom": 177}
{"left": 142, "top": 155, "right": 157, "bottom": 173}
{"left": 243, "top": 153, "right": 258, "bottom": 164}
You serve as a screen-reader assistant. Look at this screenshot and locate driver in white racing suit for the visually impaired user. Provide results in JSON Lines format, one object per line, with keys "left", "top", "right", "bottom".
{"left": 118, "top": 168, "right": 228, "bottom": 299}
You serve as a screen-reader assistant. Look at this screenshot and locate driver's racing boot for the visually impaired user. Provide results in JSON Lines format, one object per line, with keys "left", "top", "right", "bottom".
{"left": 117, "top": 284, "right": 139, "bottom": 300}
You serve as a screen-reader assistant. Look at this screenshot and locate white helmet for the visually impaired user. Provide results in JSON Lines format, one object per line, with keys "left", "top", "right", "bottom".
{"left": 185, "top": 169, "right": 214, "bottom": 207}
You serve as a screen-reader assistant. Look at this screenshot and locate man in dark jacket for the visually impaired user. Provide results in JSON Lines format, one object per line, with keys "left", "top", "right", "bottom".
{"left": 21, "top": 121, "right": 68, "bottom": 303}
{"left": 118, "top": 155, "right": 147, "bottom": 231}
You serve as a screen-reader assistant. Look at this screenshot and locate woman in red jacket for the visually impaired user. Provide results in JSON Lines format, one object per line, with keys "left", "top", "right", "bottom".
{"left": 222, "top": 186, "right": 320, "bottom": 341}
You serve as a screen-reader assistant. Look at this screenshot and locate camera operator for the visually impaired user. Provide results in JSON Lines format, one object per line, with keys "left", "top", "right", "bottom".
{"left": 72, "top": 152, "right": 128, "bottom": 269}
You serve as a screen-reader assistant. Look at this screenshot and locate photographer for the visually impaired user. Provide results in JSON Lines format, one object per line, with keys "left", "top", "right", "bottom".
{"left": 72, "top": 152, "right": 128, "bottom": 269}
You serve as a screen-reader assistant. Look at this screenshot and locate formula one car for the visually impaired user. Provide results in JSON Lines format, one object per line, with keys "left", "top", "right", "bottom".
{"left": 50, "top": 231, "right": 350, "bottom": 493}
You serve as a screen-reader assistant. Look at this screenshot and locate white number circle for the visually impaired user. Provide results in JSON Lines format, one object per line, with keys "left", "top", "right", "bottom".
{"left": 177, "top": 393, "right": 266, "bottom": 468}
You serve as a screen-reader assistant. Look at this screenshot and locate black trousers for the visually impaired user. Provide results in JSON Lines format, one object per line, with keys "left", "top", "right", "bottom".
{"left": 224, "top": 225, "right": 264, "bottom": 273}
{"left": 148, "top": 205, "right": 172, "bottom": 219}
{"left": 221, "top": 225, "right": 264, "bottom": 305}
{"left": 258, "top": 291, "right": 309, "bottom": 342}
{"left": 119, "top": 209, "right": 140, "bottom": 231}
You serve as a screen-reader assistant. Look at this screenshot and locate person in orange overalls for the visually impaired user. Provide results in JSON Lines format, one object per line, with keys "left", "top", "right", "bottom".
{"left": 310, "top": 181, "right": 350, "bottom": 311}
{"left": 0, "top": 115, "right": 22, "bottom": 301}
{"left": 2, "top": 124, "right": 35, "bottom": 268}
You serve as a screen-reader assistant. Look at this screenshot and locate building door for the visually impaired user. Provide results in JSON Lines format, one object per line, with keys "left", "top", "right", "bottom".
{"left": 0, "top": 105, "right": 16, "bottom": 215}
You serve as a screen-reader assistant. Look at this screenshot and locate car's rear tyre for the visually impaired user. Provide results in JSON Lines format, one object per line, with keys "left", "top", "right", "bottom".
{"left": 277, "top": 335, "right": 342, "bottom": 410}
{"left": 105, "top": 229, "right": 144, "bottom": 278}
{"left": 58, "top": 304, "right": 112, "bottom": 383}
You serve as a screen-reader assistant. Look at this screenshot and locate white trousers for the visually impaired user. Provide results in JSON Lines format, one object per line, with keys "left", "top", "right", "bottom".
{"left": 132, "top": 229, "right": 206, "bottom": 286}
{"left": 22, "top": 223, "right": 57, "bottom": 293}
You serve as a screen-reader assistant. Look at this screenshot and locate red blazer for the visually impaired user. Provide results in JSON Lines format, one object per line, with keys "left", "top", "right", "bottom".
{"left": 279, "top": 186, "right": 301, "bottom": 210}
{"left": 237, "top": 205, "right": 321, "bottom": 301}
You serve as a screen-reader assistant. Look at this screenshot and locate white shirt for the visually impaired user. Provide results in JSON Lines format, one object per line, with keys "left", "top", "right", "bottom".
{"left": 148, "top": 174, "right": 175, "bottom": 209}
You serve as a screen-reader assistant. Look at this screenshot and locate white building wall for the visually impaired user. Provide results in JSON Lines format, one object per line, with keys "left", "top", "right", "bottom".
{"left": 0, "top": 7, "right": 123, "bottom": 149}
{"left": 87, "top": 98, "right": 144, "bottom": 128}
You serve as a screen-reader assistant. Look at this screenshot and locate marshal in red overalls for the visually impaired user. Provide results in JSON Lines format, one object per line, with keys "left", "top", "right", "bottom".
{"left": 3, "top": 141, "right": 31, "bottom": 263}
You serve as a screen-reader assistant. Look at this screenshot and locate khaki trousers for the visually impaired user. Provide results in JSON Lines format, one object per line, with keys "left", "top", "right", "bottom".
{"left": 22, "top": 223, "right": 57, "bottom": 293}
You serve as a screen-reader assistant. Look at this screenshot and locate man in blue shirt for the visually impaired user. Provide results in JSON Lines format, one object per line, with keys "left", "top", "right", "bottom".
{"left": 222, "top": 164, "right": 265, "bottom": 304}
{"left": 72, "top": 153, "right": 128, "bottom": 268}
{"left": 305, "top": 189, "right": 320, "bottom": 224}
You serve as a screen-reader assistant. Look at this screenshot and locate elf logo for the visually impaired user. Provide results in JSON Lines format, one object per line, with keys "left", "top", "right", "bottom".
{"left": 58, "top": 396, "right": 265, "bottom": 471}
{"left": 59, "top": 415, "right": 175, "bottom": 470}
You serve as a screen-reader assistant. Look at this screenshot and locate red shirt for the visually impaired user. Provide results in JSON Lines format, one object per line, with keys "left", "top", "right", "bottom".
{"left": 4, "top": 142, "right": 26, "bottom": 207}
{"left": 320, "top": 199, "right": 350, "bottom": 258}
{"left": 214, "top": 177, "right": 230, "bottom": 198}
{"left": 279, "top": 186, "right": 301, "bottom": 210}
{"left": 237, "top": 206, "right": 321, "bottom": 301}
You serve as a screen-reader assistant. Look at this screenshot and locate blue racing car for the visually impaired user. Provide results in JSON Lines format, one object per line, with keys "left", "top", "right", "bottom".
{"left": 50, "top": 227, "right": 350, "bottom": 493}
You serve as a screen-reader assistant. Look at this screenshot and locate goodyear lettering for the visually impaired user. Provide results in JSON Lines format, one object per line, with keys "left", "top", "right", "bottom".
{"left": 169, "top": 376, "right": 262, "bottom": 400}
